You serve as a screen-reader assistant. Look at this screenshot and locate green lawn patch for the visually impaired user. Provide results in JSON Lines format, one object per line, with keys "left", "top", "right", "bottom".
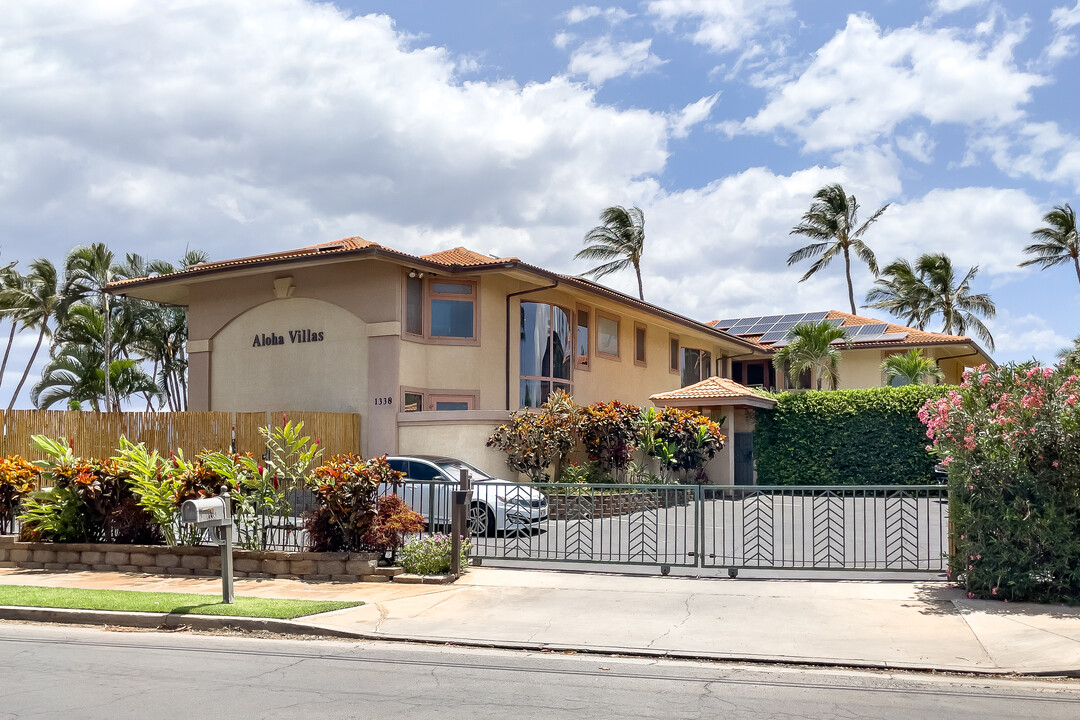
{"left": 0, "top": 585, "right": 363, "bottom": 619}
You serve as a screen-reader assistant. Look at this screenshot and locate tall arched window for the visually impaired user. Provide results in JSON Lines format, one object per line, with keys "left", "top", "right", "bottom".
{"left": 520, "top": 302, "right": 572, "bottom": 408}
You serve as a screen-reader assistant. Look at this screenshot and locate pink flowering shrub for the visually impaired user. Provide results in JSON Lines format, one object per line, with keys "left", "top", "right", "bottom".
{"left": 921, "top": 363, "right": 1080, "bottom": 602}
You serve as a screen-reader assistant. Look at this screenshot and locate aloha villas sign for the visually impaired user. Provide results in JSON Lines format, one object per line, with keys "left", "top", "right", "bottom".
{"left": 252, "top": 329, "right": 325, "bottom": 347}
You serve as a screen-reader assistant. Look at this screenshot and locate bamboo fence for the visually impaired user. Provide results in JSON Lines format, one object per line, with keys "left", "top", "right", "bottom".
{"left": 0, "top": 410, "right": 361, "bottom": 461}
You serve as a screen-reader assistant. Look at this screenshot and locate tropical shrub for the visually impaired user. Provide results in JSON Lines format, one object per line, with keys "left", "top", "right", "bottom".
{"left": 754, "top": 385, "right": 951, "bottom": 485}
{"left": 306, "top": 454, "right": 399, "bottom": 552}
{"left": 578, "top": 400, "right": 640, "bottom": 480}
{"left": 399, "top": 534, "right": 471, "bottom": 575}
{"left": 0, "top": 455, "right": 39, "bottom": 534}
{"left": 362, "top": 494, "right": 424, "bottom": 559}
{"left": 114, "top": 437, "right": 183, "bottom": 545}
{"left": 19, "top": 435, "right": 158, "bottom": 544}
{"left": 640, "top": 407, "right": 725, "bottom": 480}
{"left": 491, "top": 393, "right": 727, "bottom": 484}
{"left": 195, "top": 420, "right": 322, "bottom": 550}
{"left": 487, "top": 390, "right": 580, "bottom": 481}
{"left": 921, "top": 363, "right": 1080, "bottom": 602}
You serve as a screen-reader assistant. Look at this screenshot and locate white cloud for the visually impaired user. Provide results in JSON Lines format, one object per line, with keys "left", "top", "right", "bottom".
{"left": 968, "top": 122, "right": 1080, "bottom": 192}
{"left": 647, "top": 0, "right": 794, "bottom": 54}
{"left": 0, "top": 0, "right": 675, "bottom": 267}
{"left": 737, "top": 14, "right": 1045, "bottom": 152}
{"left": 1052, "top": 1, "right": 1080, "bottom": 29}
{"left": 985, "top": 312, "right": 1071, "bottom": 361}
{"left": 565, "top": 6, "right": 632, "bottom": 25}
{"left": 1043, "top": 2, "right": 1080, "bottom": 64}
{"left": 668, "top": 93, "right": 719, "bottom": 139}
{"left": 870, "top": 187, "right": 1040, "bottom": 276}
{"left": 934, "top": 0, "right": 990, "bottom": 14}
{"left": 896, "top": 130, "right": 936, "bottom": 164}
{"left": 567, "top": 37, "right": 666, "bottom": 85}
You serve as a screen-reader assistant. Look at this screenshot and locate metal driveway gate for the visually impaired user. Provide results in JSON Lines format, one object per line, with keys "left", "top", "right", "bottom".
{"left": 386, "top": 481, "right": 949, "bottom": 574}
{"left": 696, "top": 485, "right": 949, "bottom": 572}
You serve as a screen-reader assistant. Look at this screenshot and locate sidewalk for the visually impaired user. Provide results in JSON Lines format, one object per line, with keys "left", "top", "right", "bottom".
{"left": 1, "top": 566, "right": 1078, "bottom": 675}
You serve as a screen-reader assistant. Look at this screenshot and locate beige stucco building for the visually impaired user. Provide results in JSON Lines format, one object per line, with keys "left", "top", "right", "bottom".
{"left": 111, "top": 238, "right": 767, "bottom": 478}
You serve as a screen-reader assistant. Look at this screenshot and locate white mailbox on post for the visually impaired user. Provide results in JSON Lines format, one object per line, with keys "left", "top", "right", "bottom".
{"left": 180, "top": 496, "right": 230, "bottom": 527}
{"left": 180, "top": 488, "right": 235, "bottom": 604}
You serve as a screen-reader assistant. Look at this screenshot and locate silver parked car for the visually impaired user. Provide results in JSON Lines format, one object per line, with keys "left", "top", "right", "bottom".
{"left": 384, "top": 455, "right": 548, "bottom": 536}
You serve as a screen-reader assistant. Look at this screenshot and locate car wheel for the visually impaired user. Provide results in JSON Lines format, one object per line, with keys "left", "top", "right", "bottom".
{"left": 468, "top": 503, "right": 495, "bottom": 537}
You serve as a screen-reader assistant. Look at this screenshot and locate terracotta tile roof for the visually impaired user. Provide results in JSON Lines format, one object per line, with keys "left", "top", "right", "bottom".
{"left": 707, "top": 310, "right": 971, "bottom": 350}
{"left": 650, "top": 376, "right": 775, "bottom": 404}
{"left": 824, "top": 310, "right": 971, "bottom": 346}
{"left": 109, "top": 236, "right": 381, "bottom": 287}
{"left": 421, "top": 247, "right": 518, "bottom": 266}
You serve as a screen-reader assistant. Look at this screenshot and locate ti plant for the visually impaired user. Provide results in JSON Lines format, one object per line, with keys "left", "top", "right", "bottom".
{"left": 113, "top": 437, "right": 182, "bottom": 546}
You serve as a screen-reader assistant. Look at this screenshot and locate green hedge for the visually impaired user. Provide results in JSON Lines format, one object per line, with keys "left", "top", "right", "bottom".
{"left": 753, "top": 385, "right": 953, "bottom": 486}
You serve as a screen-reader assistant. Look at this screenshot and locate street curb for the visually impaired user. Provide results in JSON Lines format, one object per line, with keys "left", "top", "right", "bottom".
{"left": 0, "top": 605, "right": 364, "bottom": 639}
{"left": 3, "top": 605, "right": 1078, "bottom": 677}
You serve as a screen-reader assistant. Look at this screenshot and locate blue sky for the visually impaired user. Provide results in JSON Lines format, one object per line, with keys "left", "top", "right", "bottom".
{"left": 2, "top": 0, "right": 1079, "bottom": 405}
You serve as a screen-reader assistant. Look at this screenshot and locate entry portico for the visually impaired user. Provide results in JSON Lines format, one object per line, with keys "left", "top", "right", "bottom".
{"left": 650, "top": 376, "right": 776, "bottom": 486}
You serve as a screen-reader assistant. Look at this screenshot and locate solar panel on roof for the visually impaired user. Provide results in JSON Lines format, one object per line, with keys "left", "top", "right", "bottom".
{"left": 803, "top": 311, "right": 829, "bottom": 322}
{"left": 876, "top": 333, "right": 908, "bottom": 342}
{"left": 747, "top": 322, "right": 775, "bottom": 333}
{"left": 758, "top": 329, "right": 790, "bottom": 343}
{"left": 715, "top": 319, "right": 740, "bottom": 329}
{"left": 825, "top": 317, "right": 844, "bottom": 327}
{"left": 850, "top": 323, "right": 888, "bottom": 337}
{"left": 759, "top": 315, "right": 784, "bottom": 323}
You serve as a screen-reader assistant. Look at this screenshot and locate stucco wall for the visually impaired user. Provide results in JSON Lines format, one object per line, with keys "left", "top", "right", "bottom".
{"left": 396, "top": 415, "right": 512, "bottom": 479}
{"left": 834, "top": 349, "right": 887, "bottom": 389}
{"left": 209, "top": 297, "right": 369, "bottom": 413}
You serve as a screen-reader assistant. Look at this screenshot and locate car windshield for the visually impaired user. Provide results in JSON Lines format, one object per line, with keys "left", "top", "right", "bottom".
{"left": 436, "top": 460, "right": 494, "bottom": 482}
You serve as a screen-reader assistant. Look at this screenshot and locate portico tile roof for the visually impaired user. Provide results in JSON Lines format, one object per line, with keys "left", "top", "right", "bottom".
{"left": 650, "top": 376, "right": 774, "bottom": 404}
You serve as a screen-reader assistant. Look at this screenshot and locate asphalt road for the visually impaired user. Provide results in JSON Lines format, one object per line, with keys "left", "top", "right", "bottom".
{"left": 1, "top": 624, "right": 1078, "bottom": 720}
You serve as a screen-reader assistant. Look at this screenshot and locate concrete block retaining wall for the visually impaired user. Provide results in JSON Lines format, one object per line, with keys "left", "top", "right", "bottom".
{"left": 0, "top": 536, "right": 407, "bottom": 583}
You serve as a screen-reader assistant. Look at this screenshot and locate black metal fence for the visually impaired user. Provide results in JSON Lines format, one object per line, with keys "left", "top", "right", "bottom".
{"left": 5, "top": 482, "right": 949, "bottom": 573}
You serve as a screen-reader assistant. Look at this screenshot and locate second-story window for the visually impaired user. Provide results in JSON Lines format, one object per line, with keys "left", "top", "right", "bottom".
{"left": 520, "top": 301, "right": 572, "bottom": 408}
{"left": 403, "top": 274, "right": 478, "bottom": 342}
{"left": 681, "top": 347, "right": 712, "bottom": 387}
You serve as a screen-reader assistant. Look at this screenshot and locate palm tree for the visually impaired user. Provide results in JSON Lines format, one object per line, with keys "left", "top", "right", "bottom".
{"left": 0, "top": 263, "right": 23, "bottom": 394}
{"left": 880, "top": 349, "right": 945, "bottom": 386}
{"left": 114, "top": 250, "right": 207, "bottom": 411}
{"left": 63, "top": 243, "right": 118, "bottom": 408}
{"left": 1020, "top": 203, "right": 1079, "bottom": 288}
{"left": 32, "top": 346, "right": 158, "bottom": 411}
{"left": 32, "top": 304, "right": 159, "bottom": 411}
{"left": 771, "top": 320, "right": 850, "bottom": 390}
{"left": 866, "top": 253, "right": 996, "bottom": 351}
{"left": 863, "top": 258, "right": 926, "bottom": 327}
{"left": 576, "top": 206, "right": 646, "bottom": 301}
{"left": 788, "top": 184, "right": 890, "bottom": 315}
{"left": 1057, "top": 335, "right": 1080, "bottom": 368}
{"left": 1, "top": 259, "right": 63, "bottom": 411}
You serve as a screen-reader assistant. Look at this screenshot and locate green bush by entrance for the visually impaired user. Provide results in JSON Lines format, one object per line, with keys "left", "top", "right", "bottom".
{"left": 753, "top": 385, "right": 952, "bottom": 486}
